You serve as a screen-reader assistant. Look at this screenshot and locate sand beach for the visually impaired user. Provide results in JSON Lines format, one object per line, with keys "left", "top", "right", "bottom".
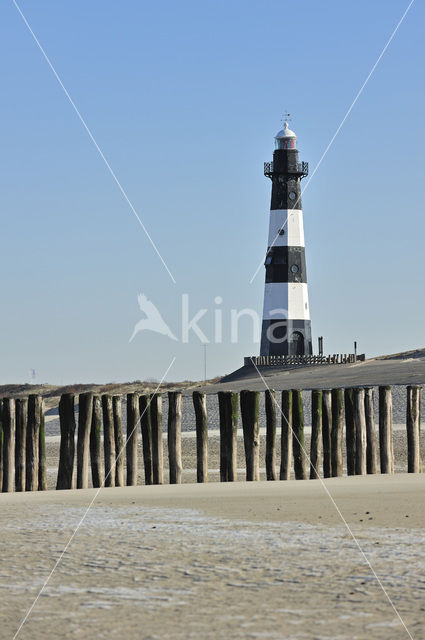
{"left": 1, "top": 475, "right": 424, "bottom": 639}
{"left": 2, "top": 354, "right": 425, "bottom": 638}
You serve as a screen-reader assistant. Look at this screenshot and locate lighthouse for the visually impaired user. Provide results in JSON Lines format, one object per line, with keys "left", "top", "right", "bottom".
{"left": 260, "top": 121, "right": 313, "bottom": 357}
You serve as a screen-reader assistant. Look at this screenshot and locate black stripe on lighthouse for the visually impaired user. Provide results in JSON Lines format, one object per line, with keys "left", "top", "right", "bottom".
{"left": 260, "top": 319, "right": 313, "bottom": 357}
{"left": 265, "top": 246, "right": 307, "bottom": 283}
{"left": 271, "top": 150, "right": 303, "bottom": 211}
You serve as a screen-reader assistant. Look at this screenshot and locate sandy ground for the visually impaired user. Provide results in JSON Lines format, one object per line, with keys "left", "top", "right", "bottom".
{"left": 4, "top": 373, "right": 425, "bottom": 640}
{"left": 1, "top": 475, "right": 424, "bottom": 640}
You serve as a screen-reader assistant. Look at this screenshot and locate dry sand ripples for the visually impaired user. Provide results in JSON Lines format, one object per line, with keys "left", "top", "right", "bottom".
{"left": 1, "top": 496, "right": 424, "bottom": 639}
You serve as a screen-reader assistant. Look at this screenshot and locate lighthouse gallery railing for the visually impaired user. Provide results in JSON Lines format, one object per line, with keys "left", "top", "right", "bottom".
{"left": 264, "top": 161, "right": 309, "bottom": 178}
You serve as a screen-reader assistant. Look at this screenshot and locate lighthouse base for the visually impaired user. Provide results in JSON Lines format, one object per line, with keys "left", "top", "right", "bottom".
{"left": 260, "top": 319, "right": 312, "bottom": 357}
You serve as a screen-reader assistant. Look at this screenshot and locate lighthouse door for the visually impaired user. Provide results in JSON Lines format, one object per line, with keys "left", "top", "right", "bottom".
{"left": 290, "top": 331, "right": 305, "bottom": 356}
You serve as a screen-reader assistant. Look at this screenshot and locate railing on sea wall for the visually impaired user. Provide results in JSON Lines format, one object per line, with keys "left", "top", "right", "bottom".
{"left": 244, "top": 354, "right": 366, "bottom": 367}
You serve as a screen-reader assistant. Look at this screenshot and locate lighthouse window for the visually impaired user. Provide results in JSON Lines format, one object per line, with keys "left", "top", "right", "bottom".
{"left": 291, "top": 264, "right": 299, "bottom": 274}
{"left": 265, "top": 255, "right": 272, "bottom": 265}
{"left": 279, "top": 228, "right": 285, "bottom": 235}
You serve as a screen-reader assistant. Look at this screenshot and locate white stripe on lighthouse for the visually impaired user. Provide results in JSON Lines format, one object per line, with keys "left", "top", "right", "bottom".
{"left": 262, "top": 282, "right": 310, "bottom": 320}
{"left": 267, "top": 209, "right": 305, "bottom": 248}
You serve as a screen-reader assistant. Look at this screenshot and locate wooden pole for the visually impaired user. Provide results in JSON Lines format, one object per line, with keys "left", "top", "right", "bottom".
{"left": 310, "top": 390, "right": 322, "bottom": 479}
{"left": 38, "top": 398, "right": 47, "bottom": 491}
{"left": 331, "top": 389, "right": 343, "bottom": 477}
{"left": 280, "top": 390, "right": 293, "bottom": 480}
{"left": 265, "top": 389, "right": 277, "bottom": 481}
{"left": 354, "top": 388, "right": 366, "bottom": 475}
{"left": 2, "top": 398, "right": 15, "bottom": 492}
{"left": 139, "top": 395, "right": 153, "bottom": 485}
{"left": 406, "top": 385, "right": 421, "bottom": 473}
{"left": 102, "top": 394, "right": 115, "bottom": 487}
{"left": 292, "top": 389, "right": 307, "bottom": 480}
{"left": 344, "top": 388, "right": 356, "bottom": 476}
{"left": 218, "top": 391, "right": 227, "bottom": 482}
{"left": 26, "top": 394, "right": 41, "bottom": 491}
{"left": 0, "top": 399, "right": 3, "bottom": 493}
{"left": 168, "top": 391, "right": 183, "bottom": 484}
{"left": 113, "top": 396, "right": 124, "bottom": 487}
{"left": 193, "top": 391, "right": 208, "bottom": 483}
{"left": 126, "top": 393, "right": 139, "bottom": 486}
{"left": 217, "top": 391, "right": 230, "bottom": 482}
{"left": 90, "top": 395, "right": 103, "bottom": 488}
{"left": 322, "top": 390, "right": 332, "bottom": 478}
{"left": 15, "top": 398, "right": 27, "bottom": 492}
{"left": 379, "top": 386, "right": 394, "bottom": 474}
{"left": 57, "top": 393, "right": 76, "bottom": 490}
{"left": 240, "top": 390, "right": 260, "bottom": 481}
{"left": 77, "top": 392, "right": 93, "bottom": 489}
{"left": 364, "top": 387, "right": 377, "bottom": 474}
{"left": 150, "top": 393, "right": 163, "bottom": 485}
{"left": 218, "top": 391, "right": 238, "bottom": 482}
{"left": 227, "top": 392, "right": 238, "bottom": 482}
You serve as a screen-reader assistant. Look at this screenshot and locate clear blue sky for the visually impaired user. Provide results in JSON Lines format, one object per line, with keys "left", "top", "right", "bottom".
{"left": 0, "top": 0, "right": 423, "bottom": 384}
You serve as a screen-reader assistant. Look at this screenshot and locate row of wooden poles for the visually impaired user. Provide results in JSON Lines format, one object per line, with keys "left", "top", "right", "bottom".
{"left": 218, "top": 385, "right": 421, "bottom": 481}
{"left": 0, "top": 395, "right": 46, "bottom": 492}
{"left": 0, "top": 385, "right": 422, "bottom": 492}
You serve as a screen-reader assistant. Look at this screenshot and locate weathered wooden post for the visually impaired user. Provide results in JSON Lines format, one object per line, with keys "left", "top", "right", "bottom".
{"left": 240, "top": 390, "right": 260, "bottom": 481}
{"left": 150, "top": 393, "right": 164, "bottom": 485}
{"left": 2, "top": 398, "right": 15, "bottom": 492}
{"left": 379, "top": 386, "right": 394, "bottom": 474}
{"left": 168, "top": 391, "right": 183, "bottom": 484}
{"left": 218, "top": 391, "right": 227, "bottom": 482}
{"left": 218, "top": 391, "right": 238, "bottom": 482}
{"left": 322, "top": 390, "right": 332, "bottom": 478}
{"left": 193, "top": 391, "right": 208, "bottom": 483}
{"left": 292, "top": 389, "right": 307, "bottom": 480}
{"left": 331, "top": 388, "right": 343, "bottom": 477}
{"left": 406, "top": 385, "right": 421, "bottom": 473}
{"left": 113, "top": 396, "right": 124, "bottom": 487}
{"left": 354, "top": 388, "right": 367, "bottom": 475}
{"left": 265, "top": 389, "right": 277, "bottom": 481}
{"left": 364, "top": 387, "right": 377, "bottom": 474}
{"left": 15, "top": 398, "right": 28, "bottom": 492}
{"left": 0, "top": 399, "right": 3, "bottom": 492}
{"left": 90, "top": 395, "right": 103, "bottom": 488}
{"left": 310, "top": 390, "right": 322, "bottom": 479}
{"left": 102, "top": 394, "right": 115, "bottom": 487}
{"left": 77, "top": 392, "right": 93, "bottom": 489}
{"left": 344, "top": 388, "right": 356, "bottom": 476}
{"left": 126, "top": 393, "right": 139, "bottom": 486}
{"left": 139, "top": 395, "right": 153, "bottom": 485}
{"left": 57, "top": 393, "right": 76, "bottom": 490}
{"left": 280, "top": 390, "right": 293, "bottom": 480}
{"left": 38, "top": 398, "right": 47, "bottom": 491}
{"left": 26, "top": 394, "right": 41, "bottom": 491}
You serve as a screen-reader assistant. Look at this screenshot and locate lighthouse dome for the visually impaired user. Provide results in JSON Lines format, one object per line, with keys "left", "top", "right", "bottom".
{"left": 275, "top": 122, "right": 297, "bottom": 149}
{"left": 275, "top": 122, "right": 296, "bottom": 139}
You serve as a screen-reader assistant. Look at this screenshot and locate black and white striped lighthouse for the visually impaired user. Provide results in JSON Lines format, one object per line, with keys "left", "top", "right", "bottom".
{"left": 260, "top": 121, "right": 313, "bottom": 357}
